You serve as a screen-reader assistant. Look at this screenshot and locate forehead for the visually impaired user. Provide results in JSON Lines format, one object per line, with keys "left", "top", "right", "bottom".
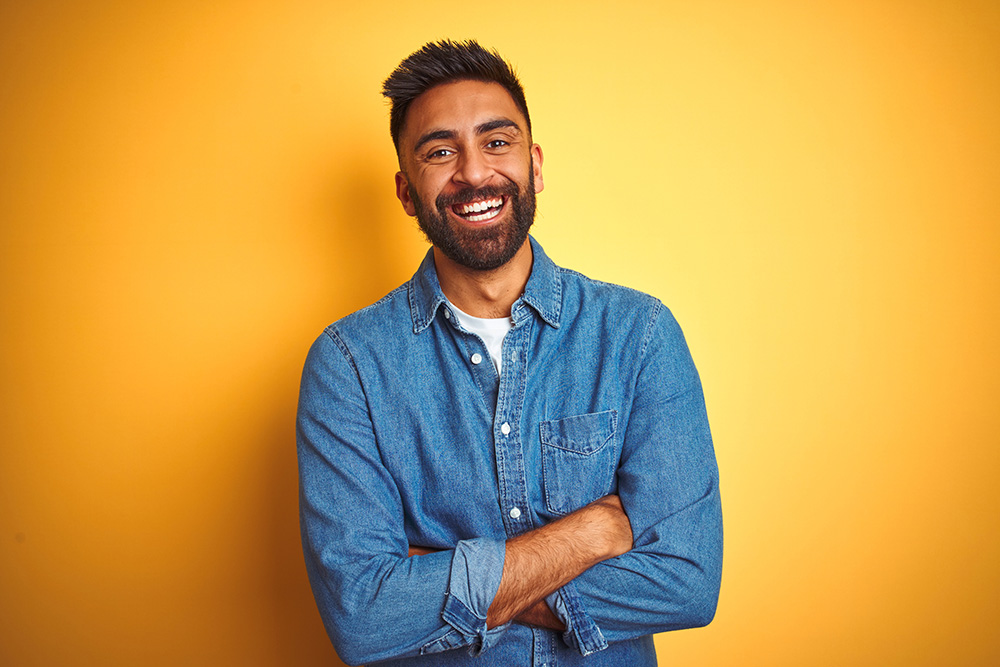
{"left": 400, "top": 80, "right": 526, "bottom": 152}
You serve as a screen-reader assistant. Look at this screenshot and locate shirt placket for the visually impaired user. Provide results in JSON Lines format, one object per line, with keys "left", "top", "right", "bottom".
{"left": 532, "top": 627, "right": 557, "bottom": 667}
{"left": 452, "top": 306, "right": 544, "bottom": 662}
{"left": 494, "top": 314, "right": 534, "bottom": 539}
{"left": 502, "top": 311, "right": 560, "bottom": 666}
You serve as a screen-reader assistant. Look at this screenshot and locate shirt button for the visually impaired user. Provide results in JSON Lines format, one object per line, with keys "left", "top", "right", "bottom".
{"left": 471, "top": 353, "right": 483, "bottom": 365}
{"left": 443, "top": 309, "right": 451, "bottom": 319}
{"left": 500, "top": 422, "right": 511, "bottom": 436}
{"left": 509, "top": 507, "right": 521, "bottom": 519}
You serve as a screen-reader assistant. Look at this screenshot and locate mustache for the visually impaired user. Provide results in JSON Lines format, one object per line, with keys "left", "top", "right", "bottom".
{"left": 436, "top": 181, "right": 520, "bottom": 210}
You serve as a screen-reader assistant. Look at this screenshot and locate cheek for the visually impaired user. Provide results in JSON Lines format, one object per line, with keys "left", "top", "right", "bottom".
{"left": 413, "top": 171, "right": 448, "bottom": 198}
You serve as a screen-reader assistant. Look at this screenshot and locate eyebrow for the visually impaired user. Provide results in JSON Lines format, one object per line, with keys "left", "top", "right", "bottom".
{"left": 413, "top": 117, "right": 523, "bottom": 153}
{"left": 476, "top": 118, "right": 521, "bottom": 135}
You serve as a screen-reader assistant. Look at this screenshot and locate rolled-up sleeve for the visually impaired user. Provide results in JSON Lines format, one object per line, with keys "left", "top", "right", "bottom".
{"left": 546, "top": 303, "right": 723, "bottom": 652}
{"left": 297, "top": 330, "right": 509, "bottom": 665}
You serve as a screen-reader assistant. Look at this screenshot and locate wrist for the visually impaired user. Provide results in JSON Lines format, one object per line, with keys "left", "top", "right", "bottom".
{"left": 587, "top": 495, "right": 633, "bottom": 560}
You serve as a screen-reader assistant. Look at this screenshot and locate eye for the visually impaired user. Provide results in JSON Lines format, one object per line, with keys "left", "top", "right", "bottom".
{"left": 486, "top": 139, "right": 509, "bottom": 149}
{"left": 427, "top": 147, "right": 454, "bottom": 159}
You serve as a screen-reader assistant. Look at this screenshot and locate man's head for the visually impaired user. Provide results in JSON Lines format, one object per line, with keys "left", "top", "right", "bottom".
{"left": 383, "top": 42, "right": 543, "bottom": 272}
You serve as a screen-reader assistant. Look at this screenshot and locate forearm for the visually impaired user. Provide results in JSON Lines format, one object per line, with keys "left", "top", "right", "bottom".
{"left": 485, "top": 495, "right": 632, "bottom": 628}
{"left": 409, "top": 548, "right": 564, "bottom": 630}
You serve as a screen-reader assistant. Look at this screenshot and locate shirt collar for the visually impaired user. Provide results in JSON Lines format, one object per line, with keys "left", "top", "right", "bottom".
{"left": 409, "top": 235, "right": 562, "bottom": 334}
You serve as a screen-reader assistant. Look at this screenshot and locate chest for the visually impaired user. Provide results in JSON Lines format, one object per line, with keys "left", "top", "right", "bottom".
{"left": 355, "top": 316, "right": 642, "bottom": 541}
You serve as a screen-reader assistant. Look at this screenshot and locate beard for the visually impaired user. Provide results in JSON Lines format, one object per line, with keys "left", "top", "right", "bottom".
{"left": 409, "top": 160, "right": 536, "bottom": 272}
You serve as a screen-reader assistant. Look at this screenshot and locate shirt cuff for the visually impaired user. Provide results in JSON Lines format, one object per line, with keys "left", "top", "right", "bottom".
{"left": 437, "top": 537, "right": 509, "bottom": 656}
{"left": 546, "top": 580, "right": 608, "bottom": 655}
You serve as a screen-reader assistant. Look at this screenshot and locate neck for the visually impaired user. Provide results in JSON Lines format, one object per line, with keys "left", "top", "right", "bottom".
{"left": 433, "top": 240, "right": 533, "bottom": 318}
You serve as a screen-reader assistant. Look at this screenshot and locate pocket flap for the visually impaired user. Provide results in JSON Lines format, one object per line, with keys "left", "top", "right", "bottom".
{"left": 539, "top": 409, "right": 618, "bottom": 455}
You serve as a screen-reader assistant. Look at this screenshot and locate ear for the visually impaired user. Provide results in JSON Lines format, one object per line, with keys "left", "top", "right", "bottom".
{"left": 531, "top": 143, "right": 544, "bottom": 194}
{"left": 395, "top": 171, "right": 417, "bottom": 216}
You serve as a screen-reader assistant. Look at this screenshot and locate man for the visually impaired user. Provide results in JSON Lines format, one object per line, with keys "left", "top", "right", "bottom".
{"left": 297, "top": 40, "right": 722, "bottom": 666}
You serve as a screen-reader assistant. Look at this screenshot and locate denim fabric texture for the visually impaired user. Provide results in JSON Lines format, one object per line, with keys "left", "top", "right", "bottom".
{"left": 296, "top": 237, "right": 723, "bottom": 666}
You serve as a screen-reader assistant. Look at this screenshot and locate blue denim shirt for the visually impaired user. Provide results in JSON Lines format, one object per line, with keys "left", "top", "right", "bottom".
{"left": 297, "top": 238, "right": 722, "bottom": 666}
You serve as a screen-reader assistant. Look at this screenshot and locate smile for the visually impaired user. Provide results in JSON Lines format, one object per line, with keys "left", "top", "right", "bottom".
{"left": 451, "top": 196, "right": 505, "bottom": 223}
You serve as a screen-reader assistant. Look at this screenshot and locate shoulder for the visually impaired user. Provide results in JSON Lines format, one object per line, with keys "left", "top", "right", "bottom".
{"left": 556, "top": 266, "right": 665, "bottom": 324}
{"left": 552, "top": 264, "right": 692, "bottom": 367}
{"left": 304, "top": 282, "right": 412, "bottom": 368}
{"left": 326, "top": 282, "right": 411, "bottom": 341}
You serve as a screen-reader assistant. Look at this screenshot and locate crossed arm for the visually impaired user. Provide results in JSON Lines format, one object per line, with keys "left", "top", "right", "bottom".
{"left": 408, "top": 494, "right": 634, "bottom": 630}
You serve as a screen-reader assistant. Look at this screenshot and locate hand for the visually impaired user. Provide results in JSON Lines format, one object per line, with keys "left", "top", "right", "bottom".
{"left": 408, "top": 545, "right": 437, "bottom": 557}
{"left": 514, "top": 599, "right": 565, "bottom": 630}
{"left": 588, "top": 494, "right": 634, "bottom": 560}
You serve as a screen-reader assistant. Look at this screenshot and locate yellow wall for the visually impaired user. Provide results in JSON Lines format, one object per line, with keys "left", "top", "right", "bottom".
{"left": 2, "top": 1, "right": 998, "bottom": 665}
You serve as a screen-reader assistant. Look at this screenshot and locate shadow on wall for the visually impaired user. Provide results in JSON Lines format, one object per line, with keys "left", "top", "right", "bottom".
{"left": 324, "top": 147, "right": 424, "bottom": 316}
{"left": 259, "top": 150, "right": 420, "bottom": 666}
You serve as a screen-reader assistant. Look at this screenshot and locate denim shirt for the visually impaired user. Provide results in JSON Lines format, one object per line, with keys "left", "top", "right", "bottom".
{"left": 297, "top": 238, "right": 722, "bottom": 666}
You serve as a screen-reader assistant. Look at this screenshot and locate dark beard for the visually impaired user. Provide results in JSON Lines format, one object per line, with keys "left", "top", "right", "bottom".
{"left": 409, "top": 161, "right": 536, "bottom": 272}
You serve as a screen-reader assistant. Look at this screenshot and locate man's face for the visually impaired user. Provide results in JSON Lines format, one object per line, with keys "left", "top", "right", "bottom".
{"left": 395, "top": 80, "right": 544, "bottom": 271}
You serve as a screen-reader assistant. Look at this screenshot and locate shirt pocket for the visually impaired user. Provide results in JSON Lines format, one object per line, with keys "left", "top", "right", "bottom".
{"left": 540, "top": 409, "right": 618, "bottom": 516}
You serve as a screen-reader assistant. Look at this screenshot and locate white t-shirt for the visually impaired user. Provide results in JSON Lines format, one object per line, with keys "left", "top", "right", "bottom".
{"left": 445, "top": 299, "right": 513, "bottom": 375}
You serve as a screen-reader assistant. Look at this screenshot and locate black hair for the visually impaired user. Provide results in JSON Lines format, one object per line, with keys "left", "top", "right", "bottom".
{"left": 381, "top": 40, "right": 531, "bottom": 154}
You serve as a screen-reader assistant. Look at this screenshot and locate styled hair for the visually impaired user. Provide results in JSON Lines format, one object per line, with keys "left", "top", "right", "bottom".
{"left": 381, "top": 40, "right": 531, "bottom": 154}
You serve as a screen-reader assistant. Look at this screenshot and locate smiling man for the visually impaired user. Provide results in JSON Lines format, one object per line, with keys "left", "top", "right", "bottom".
{"left": 297, "top": 40, "right": 722, "bottom": 666}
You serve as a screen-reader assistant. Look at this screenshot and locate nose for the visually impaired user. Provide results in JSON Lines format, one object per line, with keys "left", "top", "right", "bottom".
{"left": 453, "top": 149, "right": 493, "bottom": 188}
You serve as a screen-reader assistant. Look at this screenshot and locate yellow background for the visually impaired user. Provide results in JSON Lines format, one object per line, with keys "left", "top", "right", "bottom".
{"left": 2, "top": 1, "right": 998, "bottom": 665}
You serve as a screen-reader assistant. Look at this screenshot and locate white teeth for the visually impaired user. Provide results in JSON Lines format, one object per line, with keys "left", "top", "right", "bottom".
{"left": 458, "top": 197, "right": 502, "bottom": 215}
{"left": 465, "top": 208, "right": 500, "bottom": 222}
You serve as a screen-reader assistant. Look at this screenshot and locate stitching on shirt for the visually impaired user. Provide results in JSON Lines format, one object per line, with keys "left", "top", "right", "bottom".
{"left": 506, "top": 315, "right": 532, "bottom": 531}
{"left": 323, "top": 325, "right": 359, "bottom": 372}
{"left": 419, "top": 628, "right": 464, "bottom": 655}
{"left": 440, "top": 591, "right": 483, "bottom": 635}
{"left": 348, "top": 282, "right": 408, "bottom": 320}
{"left": 633, "top": 302, "right": 702, "bottom": 405}
{"left": 493, "top": 316, "right": 532, "bottom": 535}
{"left": 561, "top": 581, "right": 609, "bottom": 654}
{"left": 460, "top": 332, "right": 496, "bottom": 414}
{"left": 637, "top": 299, "right": 663, "bottom": 362}
{"left": 549, "top": 261, "right": 563, "bottom": 324}
{"left": 322, "top": 326, "right": 384, "bottom": 435}
{"left": 556, "top": 266, "right": 660, "bottom": 301}
{"left": 539, "top": 410, "right": 618, "bottom": 516}
{"left": 407, "top": 265, "right": 451, "bottom": 334}
{"left": 407, "top": 278, "right": 433, "bottom": 333}
{"left": 538, "top": 410, "right": 618, "bottom": 454}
